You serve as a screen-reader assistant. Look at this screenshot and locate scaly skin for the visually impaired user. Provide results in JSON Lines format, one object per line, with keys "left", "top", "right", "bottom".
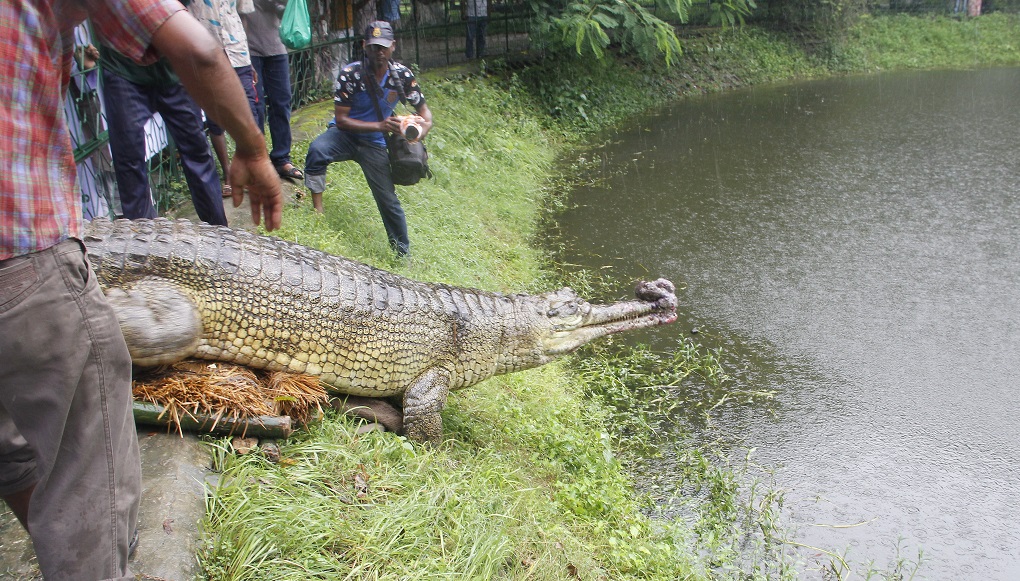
{"left": 84, "top": 218, "right": 678, "bottom": 442}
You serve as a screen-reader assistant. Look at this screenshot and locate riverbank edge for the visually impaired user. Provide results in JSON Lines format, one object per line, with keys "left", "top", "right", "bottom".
{"left": 196, "top": 13, "right": 1020, "bottom": 581}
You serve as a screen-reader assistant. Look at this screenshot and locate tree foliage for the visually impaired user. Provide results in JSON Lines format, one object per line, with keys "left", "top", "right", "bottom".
{"left": 564, "top": 0, "right": 686, "bottom": 64}
{"left": 524, "top": 0, "right": 762, "bottom": 65}
{"left": 525, "top": 0, "right": 685, "bottom": 65}
{"left": 709, "top": 0, "right": 758, "bottom": 28}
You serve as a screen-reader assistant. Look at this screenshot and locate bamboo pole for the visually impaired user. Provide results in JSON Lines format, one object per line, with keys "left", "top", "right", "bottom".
{"left": 133, "top": 401, "right": 294, "bottom": 438}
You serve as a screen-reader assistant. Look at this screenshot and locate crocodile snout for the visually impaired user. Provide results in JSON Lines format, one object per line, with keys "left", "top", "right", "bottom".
{"left": 635, "top": 278, "right": 678, "bottom": 311}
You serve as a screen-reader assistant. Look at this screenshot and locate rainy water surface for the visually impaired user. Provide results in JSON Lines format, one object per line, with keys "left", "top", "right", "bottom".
{"left": 548, "top": 68, "right": 1020, "bottom": 579}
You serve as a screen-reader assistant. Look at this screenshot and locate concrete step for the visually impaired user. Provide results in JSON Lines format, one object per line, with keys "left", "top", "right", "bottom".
{"left": 0, "top": 429, "right": 212, "bottom": 581}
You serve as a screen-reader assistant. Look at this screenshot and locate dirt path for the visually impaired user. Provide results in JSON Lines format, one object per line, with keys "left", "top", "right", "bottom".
{"left": 169, "top": 101, "right": 332, "bottom": 230}
{"left": 169, "top": 157, "right": 305, "bottom": 231}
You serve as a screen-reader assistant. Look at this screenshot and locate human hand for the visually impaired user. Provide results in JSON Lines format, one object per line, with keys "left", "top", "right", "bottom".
{"left": 382, "top": 116, "right": 403, "bottom": 135}
{"left": 228, "top": 152, "right": 284, "bottom": 231}
{"left": 77, "top": 44, "right": 100, "bottom": 70}
{"left": 84, "top": 45, "right": 99, "bottom": 67}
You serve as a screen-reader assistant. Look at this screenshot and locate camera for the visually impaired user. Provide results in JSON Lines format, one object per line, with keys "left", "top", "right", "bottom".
{"left": 398, "top": 116, "right": 422, "bottom": 142}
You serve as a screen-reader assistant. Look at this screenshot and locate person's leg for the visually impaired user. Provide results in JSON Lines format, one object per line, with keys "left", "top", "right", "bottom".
{"left": 477, "top": 17, "right": 488, "bottom": 59}
{"left": 156, "top": 84, "right": 228, "bottom": 226}
{"left": 234, "top": 65, "right": 260, "bottom": 125}
{"left": 303, "top": 127, "right": 357, "bottom": 213}
{"left": 207, "top": 65, "right": 260, "bottom": 198}
{"left": 0, "top": 241, "right": 139, "bottom": 581}
{"left": 249, "top": 55, "right": 268, "bottom": 132}
{"left": 380, "top": 0, "right": 401, "bottom": 23}
{"left": 206, "top": 110, "right": 230, "bottom": 195}
{"left": 209, "top": 129, "right": 230, "bottom": 179}
{"left": 356, "top": 142, "right": 410, "bottom": 255}
{"left": 465, "top": 19, "right": 476, "bottom": 59}
{"left": 100, "top": 69, "right": 158, "bottom": 219}
{"left": 206, "top": 65, "right": 258, "bottom": 193}
{"left": 261, "top": 54, "right": 296, "bottom": 170}
{"left": 0, "top": 406, "right": 36, "bottom": 530}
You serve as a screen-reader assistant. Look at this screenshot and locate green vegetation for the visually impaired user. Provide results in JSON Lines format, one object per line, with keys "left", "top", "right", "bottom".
{"left": 198, "top": 13, "right": 1018, "bottom": 580}
{"left": 527, "top": 0, "right": 759, "bottom": 66}
{"left": 848, "top": 12, "right": 1020, "bottom": 71}
{"left": 545, "top": 0, "right": 689, "bottom": 65}
{"left": 202, "top": 78, "right": 740, "bottom": 580}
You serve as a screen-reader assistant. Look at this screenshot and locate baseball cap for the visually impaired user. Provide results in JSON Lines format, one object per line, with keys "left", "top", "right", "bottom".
{"left": 364, "top": 21, "right": 395, "bottom": 47}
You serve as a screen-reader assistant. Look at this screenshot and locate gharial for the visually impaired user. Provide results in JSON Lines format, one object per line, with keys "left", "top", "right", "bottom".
{"left": 83, "top": 218, "right": 679, "bottom": 443}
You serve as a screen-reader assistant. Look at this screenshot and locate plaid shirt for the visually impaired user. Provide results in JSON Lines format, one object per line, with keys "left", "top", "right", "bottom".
{"left": 0, "top": 0, "right": 181, "bottom": 260}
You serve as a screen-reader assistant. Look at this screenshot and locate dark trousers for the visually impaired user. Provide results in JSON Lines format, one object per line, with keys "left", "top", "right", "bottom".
{"left": 101, "top": 69, "right": 227, "bottom": 226}
{"left": 466, "top": 17, "right": 488, "bottom": 59}
{"left": 251, "top": 54, "right": 294, "bottom": 168}
{"left": 304, "top": 128, "right": 410, "bottom": 255}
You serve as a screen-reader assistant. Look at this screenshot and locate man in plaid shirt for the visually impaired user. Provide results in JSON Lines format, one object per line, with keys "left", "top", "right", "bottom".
{"left": 0, "top": 2, "right": 282, "bottom": 578}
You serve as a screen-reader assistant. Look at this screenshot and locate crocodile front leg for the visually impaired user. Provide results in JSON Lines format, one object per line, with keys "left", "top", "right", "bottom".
{"left": 103, "top": 278, "right": 203, "bottom": 367}
{"left": 402, "top": 367, "right": 451, "bottom": 444}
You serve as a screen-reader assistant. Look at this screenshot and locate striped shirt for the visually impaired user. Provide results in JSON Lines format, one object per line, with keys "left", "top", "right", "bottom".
{"left": 0, "top": 0, "right": 182, "bottom": 260}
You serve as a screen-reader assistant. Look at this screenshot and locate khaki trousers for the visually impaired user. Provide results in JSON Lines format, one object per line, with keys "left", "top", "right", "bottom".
{"left": 0, "top": 239, "right": 139, "bottom": 581}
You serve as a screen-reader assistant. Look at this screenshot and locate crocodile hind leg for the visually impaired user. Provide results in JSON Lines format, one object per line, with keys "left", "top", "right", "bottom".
{"left": 102, "top": 278, "right": 204, "bottom": 367}
{"left": 402, "top": 368, "right": 451, "bottom": 444}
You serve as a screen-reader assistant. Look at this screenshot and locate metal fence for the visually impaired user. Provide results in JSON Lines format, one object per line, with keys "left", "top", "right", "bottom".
{"left": 868, "top": 0, "right": 1018, "bottom": 13}
{"left": 70, "top": 22, "right": 197, "bottom": 220}
{"left": 71, "top": 0, "right": 1016, "bottom": 217}
{"left": 287, "top": 0, "right": 540, "bottom": 108}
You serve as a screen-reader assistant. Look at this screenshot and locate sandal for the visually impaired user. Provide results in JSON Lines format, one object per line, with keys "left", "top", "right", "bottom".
{"left": 276, "top": 163, "right": 304, "bottom": 181}
{"left": 221, "top": 184, "right": 232, "bottom": 198}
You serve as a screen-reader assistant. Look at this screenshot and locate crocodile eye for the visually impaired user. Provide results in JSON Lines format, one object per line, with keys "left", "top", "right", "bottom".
{"left": 548, "top": 301, "right": 579, "bottom": 318}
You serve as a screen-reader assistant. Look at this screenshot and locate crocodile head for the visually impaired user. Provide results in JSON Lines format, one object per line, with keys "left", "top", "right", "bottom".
{"left": 541, "top": 277, "right": 678, "bottom": 354}
{"left": 497, "top": 278, "right": 678, "bottom": 374}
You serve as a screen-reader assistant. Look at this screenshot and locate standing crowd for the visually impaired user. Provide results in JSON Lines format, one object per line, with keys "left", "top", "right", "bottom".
{"left": 100, "top": 0, "right": 302, "bottom": 224}
{"left": 75, "top": 0, "right": 435, "bottom": 258}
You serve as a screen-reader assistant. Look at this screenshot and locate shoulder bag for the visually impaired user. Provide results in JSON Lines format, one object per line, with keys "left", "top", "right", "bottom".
{"left": 370, "top": 65, "right": 432, "bottom": 186}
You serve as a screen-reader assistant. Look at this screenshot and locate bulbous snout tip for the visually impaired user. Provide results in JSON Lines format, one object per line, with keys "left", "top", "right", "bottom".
{"left": 635, "top": 278, "right": 678, "bottom": 311}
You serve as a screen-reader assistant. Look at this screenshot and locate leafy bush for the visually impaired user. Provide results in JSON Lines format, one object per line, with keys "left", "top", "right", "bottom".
{"left": 548, "top": 0, "right": 688, "bottom": 65}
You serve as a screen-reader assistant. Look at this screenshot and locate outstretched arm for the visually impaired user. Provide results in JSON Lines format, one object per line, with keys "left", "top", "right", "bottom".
{"left": 150, "top": 11, "right": 283, "bottom": 231}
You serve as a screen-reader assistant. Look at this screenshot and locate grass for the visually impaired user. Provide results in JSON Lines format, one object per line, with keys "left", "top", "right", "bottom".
{"left": 202, "top": 419, "right": 573, "bottom": 579}
{"left": 196, "top": 13, "right": 1019, "bottom": 580}
{"left": 270, "top": 75, "right": 556, "bottom": 292}
{"left": 850, "top": 12, "right": 1020, "bottom": 71}
{"left": 199, "top": 71, "right": 753, "bottom": 579}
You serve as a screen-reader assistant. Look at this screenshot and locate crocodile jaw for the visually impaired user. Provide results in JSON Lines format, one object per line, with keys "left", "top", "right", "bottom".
{"left": 540, "top": 278, "right": 678, "bottom": 356}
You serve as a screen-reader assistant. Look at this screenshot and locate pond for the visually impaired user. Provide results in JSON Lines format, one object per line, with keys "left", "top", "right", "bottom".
{"left": 549, "top": 67, "right": 1020, "bottom": 579}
